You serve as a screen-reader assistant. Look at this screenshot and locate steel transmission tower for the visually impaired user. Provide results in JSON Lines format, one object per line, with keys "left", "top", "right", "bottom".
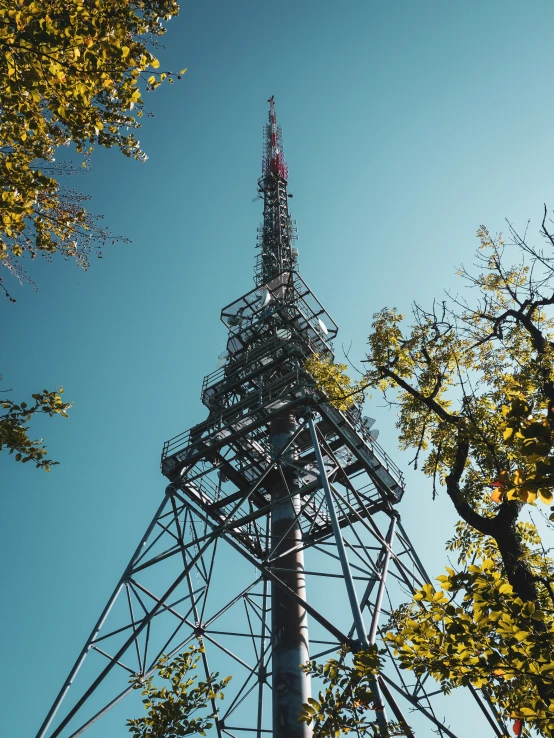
{"left": 37, "top": 99, "right": 508, "bottom": 738}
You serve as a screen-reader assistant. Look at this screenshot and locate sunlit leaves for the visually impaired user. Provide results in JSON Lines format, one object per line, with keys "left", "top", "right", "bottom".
{"left": 304, "top": 354, "right": 365, "bottom": 412}
{"left": 0, "top": 0, "right": 183, "bottom": 283}
{"left": 385, "top": 550, "right": 554, "bottom": 737}
{"left": 0, "top": 386, "right": 71, "bottom": 469}
{"left": 299, "top": 647, "right": 409, "bottom": 737}
{"left": 127, "top": 646, "right": 231, "bottom": 737}
{"left": 357, "top": 216, "right": 554, "bottom": 735}
{"left": 363, "top": 220, "right": 554, "bottom": 512}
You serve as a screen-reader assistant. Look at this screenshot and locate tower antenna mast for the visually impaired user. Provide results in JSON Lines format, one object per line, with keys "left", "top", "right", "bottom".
{"left": 256, "top": 95, "right": 296, "bottom": 287}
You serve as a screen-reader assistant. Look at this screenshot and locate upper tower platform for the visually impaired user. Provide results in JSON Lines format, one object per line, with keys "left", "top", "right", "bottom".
{"left": 161, "top": 99, "right": 405, "bottom": 558}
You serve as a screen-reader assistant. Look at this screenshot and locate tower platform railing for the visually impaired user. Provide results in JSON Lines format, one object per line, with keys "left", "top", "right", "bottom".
{"left": 163, "top": 377, "right": 404, "bottom": 500}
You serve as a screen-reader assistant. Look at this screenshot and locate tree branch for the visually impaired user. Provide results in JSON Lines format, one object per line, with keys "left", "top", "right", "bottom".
{"left": 445, "top": 438, "right": 494, "bottom": 536}
{"left": 377, "top": 365, "right": 460, "bottom": 424}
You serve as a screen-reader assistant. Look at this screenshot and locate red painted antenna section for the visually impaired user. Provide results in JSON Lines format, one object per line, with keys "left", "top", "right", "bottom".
{"left": 263, "top": 96, "right": 288, "bottom": 181}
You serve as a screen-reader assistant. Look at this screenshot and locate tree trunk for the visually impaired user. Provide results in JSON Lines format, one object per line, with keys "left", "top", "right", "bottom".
{"left": 445, "top": 441, "right": 540, "bottom": 603}
{"left": 491, "top": 522, "right": 540, "bottom": 602}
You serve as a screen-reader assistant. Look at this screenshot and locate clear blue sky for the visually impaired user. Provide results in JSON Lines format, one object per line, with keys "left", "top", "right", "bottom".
{"left": 2, "top": 1, "right": 554, "bottom": 736}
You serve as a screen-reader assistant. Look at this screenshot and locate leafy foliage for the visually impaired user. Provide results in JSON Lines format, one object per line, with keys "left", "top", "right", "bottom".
{"left": 127, "top": 646, "right": 231, "bottom": 738}
{"left": 306, "top": 214, "right": 554, "bottom": 736}
{"left": 304, "top": 353, "right": 364, "bottom": 411}
{"left": 365, "top": 222, "right": 554, "bottom": 516}
{"left": 360, "top": 215, "right": 554, "bottom": 734}
{"left": 299, "top": 647, "right": 409, "bottom": 737}
{"left": 0, "top": 0, "right": 185, "bottom": 288}
{"left": 362, "top": 216, "right": 554, "bottom": 601}
{"left": 0, "top": 386, "right": 70, "bottom": 469}
{"left": 386, "top": 548, "right": 554, "bottom": 736}
{"left": 386, "top": 533, "right": 554, "bottom": 737}
{"left": 0, "top": 0, "right": 185, "bottom": 466}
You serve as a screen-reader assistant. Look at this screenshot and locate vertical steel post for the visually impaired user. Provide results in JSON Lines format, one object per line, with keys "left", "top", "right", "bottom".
{"left": 256, "top": 573, "right": 269, "bottom": 737}
{"left": 270, "top": 414, "right": 312, "bottom": 738}
{"left": 307, "top": 413, "right": 389, "bottom": 737}
{"left": 368, "top": 515, "right": 397, "bottom": 645}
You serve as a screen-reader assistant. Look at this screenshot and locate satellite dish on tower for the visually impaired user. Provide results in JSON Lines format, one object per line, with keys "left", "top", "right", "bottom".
{"left": 317, "top": 318, "right": 329, "bottom": 335}
{"left": 262, "top": 290, "right": 272, "bottom": 307}
{"left": 276, "top": 328, "right": 291, "bottom": 340}
{"left": 362, "top": 416, "right": 379, "bottom": 442}
{"left": 218, "top": 350, "right": 229, "bottom": 360}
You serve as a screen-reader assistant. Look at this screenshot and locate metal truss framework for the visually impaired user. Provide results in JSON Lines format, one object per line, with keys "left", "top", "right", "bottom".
{"left": 37, "top": 98, "right": 509, "bottom": 738}
{"left": 37, "top": 405, "right": 507, "bottom": 738}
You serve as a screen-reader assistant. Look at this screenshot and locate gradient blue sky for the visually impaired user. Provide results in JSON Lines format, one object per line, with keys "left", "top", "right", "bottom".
{"left": 3, "top": 1, "right": 554, "bottom": 736}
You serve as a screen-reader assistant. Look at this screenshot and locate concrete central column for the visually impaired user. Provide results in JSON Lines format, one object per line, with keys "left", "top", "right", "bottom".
{"left": 269, "top": 414, "right": 312, "bottom": 738}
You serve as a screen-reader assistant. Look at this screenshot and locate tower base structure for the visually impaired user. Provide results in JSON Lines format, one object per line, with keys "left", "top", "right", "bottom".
{"left": 36, "top": 394, "right": 507, "bottom": 738}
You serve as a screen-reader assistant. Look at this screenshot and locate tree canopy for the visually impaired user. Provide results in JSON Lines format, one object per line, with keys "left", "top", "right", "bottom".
{"left": 364, "top": 217, "right": 554, "bottom": 600}
{"left": 0, "top": 0, "right": 184, "bottom": 292}
{"left": 0, "top": 0, "right": 184, "bottom": 468}
{"left": 305, "top": 212, "right": 554, "bottom": 736}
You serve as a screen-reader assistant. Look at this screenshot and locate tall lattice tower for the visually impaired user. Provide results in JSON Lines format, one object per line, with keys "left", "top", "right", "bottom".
{"left": 37, "top": 99, "right": 508, "bottom": 738}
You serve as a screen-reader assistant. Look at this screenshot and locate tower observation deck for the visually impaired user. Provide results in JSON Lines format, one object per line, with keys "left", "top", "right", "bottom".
{"left": 36, "top": 99, "right": 508, "bottom": 738}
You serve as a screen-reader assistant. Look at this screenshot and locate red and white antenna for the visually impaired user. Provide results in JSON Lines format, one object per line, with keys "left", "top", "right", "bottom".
{"left": 255, "top": 97, "right": 297, "bottom": 286}
{"left": 263, "top": 95, "right": 288, "bottom": 181}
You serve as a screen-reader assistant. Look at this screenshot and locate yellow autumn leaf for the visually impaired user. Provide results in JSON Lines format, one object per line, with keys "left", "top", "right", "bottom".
{"left": 491, "top": 488, "right": 503, "bottom": 503}
{"left": 513, "top": 468, "right": 525, "bottom": 485}
{"left": 538, "top": 489, "right": 553, "bottom": 504}
{"left": 517, "top": 488, "right": 537, "bottom": 504}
